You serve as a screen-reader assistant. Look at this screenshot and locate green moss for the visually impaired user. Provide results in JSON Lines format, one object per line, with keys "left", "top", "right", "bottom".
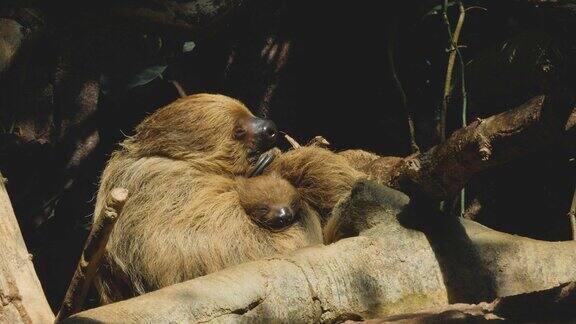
{"left": 370, "top": 290, "right": 449, "bottom": 318}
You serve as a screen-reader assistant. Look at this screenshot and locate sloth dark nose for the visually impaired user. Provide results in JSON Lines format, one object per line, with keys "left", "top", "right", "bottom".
{"left": 252, "top": 118, "right": 277, "bottom": 149}
{"left": 268, "top": 207, "right": 294, "bottom": 230}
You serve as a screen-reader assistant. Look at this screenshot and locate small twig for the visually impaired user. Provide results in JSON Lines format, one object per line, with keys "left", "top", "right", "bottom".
{"left": 282, "top": 132, "right": 301, "bottom": 149}
{"left": 465, "top": 6, "right": 488, "bottom": 12}
{"left": 439, "top": 0, "right": 466, "bottom": 142}
{"left": 170, "top": 80, "right": 188, "bottom": 98}
{"left": 455, "top": 1, "right": 468, "bottom": 216}
{"left": 440, "top": 0, "right": 468, "bottom": 215}
{"left": 55, "top": 188, "right": 129, "bottom": 322}
{"left": 569, "top": 184, "right": 576, "bottom": 240}
{"left": 388, "top": 17, "right": 419, "bottom": 153}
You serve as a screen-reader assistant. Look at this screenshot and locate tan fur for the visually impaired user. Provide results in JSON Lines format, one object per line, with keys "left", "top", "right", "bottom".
{"left": 120, "top": 93, "right": 256, "bottom": 175}
{"left": 93, "top": 93, "right": 382, "bottom": 304}
{"left": 94, "top": 94, "right": 324, "bottom": 304}
{"left": 265, "top": 146, "right": 368, "bottom": 223}
{"left": 338, "top": 149, "right": 381, "bottom": 174}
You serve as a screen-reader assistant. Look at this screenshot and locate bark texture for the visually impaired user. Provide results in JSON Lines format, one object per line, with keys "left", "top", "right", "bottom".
{"left": 66, "top": 181, "right": 576, "bottom": 323}
{"left": 368, "top": 91, "right": 576, "bottom": 200}
{"left": 56, "top": 188, "right": 128, "bottom": 322}
{"left": 0, "top": 172, "right": 54, "bottom": 323}
{"left": 352, "top": 281, "right": 576, "bottom": 323}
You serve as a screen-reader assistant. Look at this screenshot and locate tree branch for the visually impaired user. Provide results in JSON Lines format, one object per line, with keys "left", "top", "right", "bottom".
{"left": 0, "top": 172, "right": 54, "bottom": 323}
{"left": 387, "top": 17, "right": 419, "bottom": 153}
{"left": 368, "top": 89, "right": 576, "bottom": 200}
{"left": 64, "top": 182, "right": 576, "bottom": 323}
{"left": 569, "top": 184, "right": 576, "bottom": 240}
{"left": 351, "top": 281, "right": 576, "bottom": 323}
{"left": 55, "top": 188, "right": 128, "bottom": 322}
{"left": 439, "top": 0, "right": 466, "bottom": 142}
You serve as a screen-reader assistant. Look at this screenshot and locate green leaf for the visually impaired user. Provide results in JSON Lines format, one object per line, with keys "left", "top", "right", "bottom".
{"left": 425, "top": 0, "right": 456, "bottom": 16}
{"left": 183, "top": 41, "right": 196, "bottom": 53}
{"left": 125, "top": 65, "right": 168, "bottom": 90}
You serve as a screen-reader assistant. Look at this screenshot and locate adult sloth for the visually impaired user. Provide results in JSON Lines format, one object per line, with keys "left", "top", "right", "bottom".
{"left": 94, "top": 93, "right": 375, "bottom": 303}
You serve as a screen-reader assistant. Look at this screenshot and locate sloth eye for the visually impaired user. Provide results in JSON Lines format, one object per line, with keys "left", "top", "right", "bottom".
{"left": 234, "top": 127, "right": 247, "bottom": 140}
{"left": 252, "top": 206, "right": 270, "bottom": 217}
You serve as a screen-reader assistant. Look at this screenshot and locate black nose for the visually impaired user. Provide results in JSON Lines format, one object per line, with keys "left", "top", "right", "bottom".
{"left": 252, "top": 118, "right": 277, "bottom": 149}
{"left": 268, "top": 207, "right": 294, "bottom": 230}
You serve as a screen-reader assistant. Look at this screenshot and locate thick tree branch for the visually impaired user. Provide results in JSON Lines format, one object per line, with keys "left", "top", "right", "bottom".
{"left": 65, "top": 182, "right": 576, "bottom": 323}
{"left": 0, "top": 172, "right": 54, "bottom": 323}
{"left": 368, "top": 90, "right": 576, "bottom": 200}
{"left": 352, "top": 281, "right": 576, "bottom": 323}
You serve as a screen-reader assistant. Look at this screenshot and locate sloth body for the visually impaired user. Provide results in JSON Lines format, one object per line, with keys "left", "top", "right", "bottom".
{"left": 94, "top": 94, "right": 371, "bottom": 303}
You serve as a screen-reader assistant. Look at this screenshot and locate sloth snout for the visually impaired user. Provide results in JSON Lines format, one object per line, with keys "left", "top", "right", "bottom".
{"left": 268, "top": 206, "right": 294, "bottom": 230}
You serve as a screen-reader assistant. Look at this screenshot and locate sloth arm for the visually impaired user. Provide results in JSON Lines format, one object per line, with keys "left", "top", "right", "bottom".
{"left": 266, "top": 146, "right": 367, "bottom": 221}
{"left": 96, "top": 157, "right": 257, "bottom": 291}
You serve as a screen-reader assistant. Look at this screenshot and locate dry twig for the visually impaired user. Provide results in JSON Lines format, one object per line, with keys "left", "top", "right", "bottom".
{"left": 283, "top": 133, "right": 301, "bottom": 149}
{"left": 170, "top": 80, "right": 188, "bottom": 98}
{"left": 388, "top": 17, "right": 419, "bottom": 153}
{"left": 55, "top": 188, "right": 128, "bottom": 322}
{"left": 569, "top": 184, "right": 576, "bottom": 240}
{"left": 439, "top": 0, "right": 466, "bottom": 142}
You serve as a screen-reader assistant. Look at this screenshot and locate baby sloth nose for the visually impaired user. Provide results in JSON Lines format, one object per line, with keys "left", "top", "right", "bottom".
{"left": 252, "top": 118, "right": 277, "bottom": 150}
{"left": 268, "top": 206, "right": 294, "bottom": 230}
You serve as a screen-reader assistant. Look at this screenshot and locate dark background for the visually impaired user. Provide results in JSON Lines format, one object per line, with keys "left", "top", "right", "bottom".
{"left": 0, "top": 0, "right": 575, "bottom": 310}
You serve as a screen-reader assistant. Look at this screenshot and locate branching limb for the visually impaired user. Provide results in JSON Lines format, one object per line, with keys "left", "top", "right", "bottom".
{"left": 367, "top": 89, "right": 576, "bottom": 200}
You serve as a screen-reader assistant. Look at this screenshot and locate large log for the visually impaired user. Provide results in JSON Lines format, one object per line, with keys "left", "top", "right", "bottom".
{"left": 66, "top": 181, "right": 576, "bottom": 323}
{"left": 0, "top": 172, "right": 54, "bottom": 323}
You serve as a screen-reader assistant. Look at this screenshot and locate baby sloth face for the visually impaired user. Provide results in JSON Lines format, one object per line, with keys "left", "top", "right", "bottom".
{"left": 236, "top": 173, "right": 303, "bottom": 231}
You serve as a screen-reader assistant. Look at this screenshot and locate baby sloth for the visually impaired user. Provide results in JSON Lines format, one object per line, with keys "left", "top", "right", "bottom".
{"left": 95, "top": 171, "right": 322, "bottom": 304}
{"left": 237, "top": 174, "right": 311, "bottom": 232}
{"left": 94, "top": 94, "right": 371, "bottom": 304}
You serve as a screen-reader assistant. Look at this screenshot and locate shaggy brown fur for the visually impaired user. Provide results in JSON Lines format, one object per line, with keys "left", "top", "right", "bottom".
{"left": 265, "top": 146, "right": 367, "bottom": 222}
{"left": 236, "top": 173, "right": 313, "bottom": 231}
{"left": 94, "top": 94, "right": 323, "bottom": 303}
{"left": 338, "top": 149, "right": 382, "bottom": 174}
{"left": 120, "top": 93, "right": 262, "bottom": 175}
{"left": 93, "top": 93, "right": 387, "bottom": 304}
